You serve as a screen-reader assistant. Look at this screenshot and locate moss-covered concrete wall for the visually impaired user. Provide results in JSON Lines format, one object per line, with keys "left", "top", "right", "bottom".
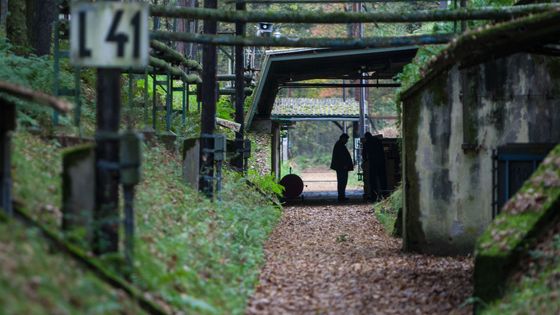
{"left": 402, "top": 53, "right": 560, "bottom": 255}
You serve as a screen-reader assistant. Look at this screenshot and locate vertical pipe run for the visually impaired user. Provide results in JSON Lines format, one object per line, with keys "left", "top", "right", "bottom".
{"left": 0, "top": 102, "right": 14, "bottom": 216}
{"left": 199, "top": 0, "right": 218, "bottom": 197}
{"left": 166, "top": 73, "right": 172, "bottom": 131}
{"left": 94, "top": 68, "right": 121, "bottom": 255}
{"left": 233, "top": 0, "right": 246, "bottom": 172}
{"left": 152, "top": 74, "right": 157, "bottom": 130}
{"left": 460, "top": 0, "right": 467, "bottom": 32}
{"left": 74, "top": 67, "right": 82, "bottom": 132}
{"left": 123, "top": 185, "right": 134, "bottom": 273}
{"left": 52, "top": 20, "right": 60, "bottom": 126}
{"left": 182, "top": 81, "right": 187, "bottom": 124}
{"left": 186, "top": 83, "right": 190, "bottom": 113}
{"left": 144, "top": 71, "right": 149, "bottom": 128}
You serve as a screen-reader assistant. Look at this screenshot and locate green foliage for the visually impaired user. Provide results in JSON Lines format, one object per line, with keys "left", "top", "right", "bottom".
{"left": 373, "top": 186, "right": 402, "bottom": 235}
{"left": 482, "top": 252, "right": 560, "bottom": 315}
{"left": 0, "top": 38, "right": 77, "bottom": 128}
{"left": 12, "top": 132, "right": 62, "bottom": 227}
{"left": 217, "top": 96, "right": 235, "bottom": 120}
{"left": 247, "top": 170, "right": 285, "bottom": 197}
{"left": 133, "top": 145, "right": 282, "bottom": 314}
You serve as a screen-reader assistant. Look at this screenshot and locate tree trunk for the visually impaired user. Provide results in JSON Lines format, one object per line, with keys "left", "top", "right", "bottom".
{"left": 6, "top": 0, "right": 29, "bottom": 52}
{"left": 26, "top": 0, "right": 56, "bottom": 56}
{"left": 175, "top": 0, "right": 188, "bottom": 56}
{"left": 0, "top": 0, "right": 8, "bottom": 31}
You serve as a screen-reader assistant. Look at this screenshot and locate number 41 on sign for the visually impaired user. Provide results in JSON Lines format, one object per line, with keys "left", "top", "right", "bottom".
{"left": 70, "top": 2, "right": 149, "bottom": 69}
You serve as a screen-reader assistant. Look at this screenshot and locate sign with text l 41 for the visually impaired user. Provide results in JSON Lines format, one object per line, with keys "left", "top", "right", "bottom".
{"left": 70, "top": 2, "right": 149, "bottom": 68}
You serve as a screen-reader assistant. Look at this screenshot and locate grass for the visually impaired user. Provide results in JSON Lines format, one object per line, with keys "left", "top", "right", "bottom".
{"left": 9, "top": 131, "right": 283, "bottom": 314}
{"left": 373, "top": 187, "right": 402, "bottom": 236}
{"left": 0, "top": 219, "right": 146, "bottom": 315}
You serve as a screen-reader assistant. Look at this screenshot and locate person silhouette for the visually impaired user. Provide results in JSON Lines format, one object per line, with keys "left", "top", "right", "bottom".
{"left": 330, "top": 134, "right": 354, "bottom": 202}
{"left": 364, "top": 132, "right": 387, "bottom": 201}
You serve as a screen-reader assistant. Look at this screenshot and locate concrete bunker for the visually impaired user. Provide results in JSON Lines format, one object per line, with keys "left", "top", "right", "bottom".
{"left": 401, "top": 40, "right": 560, "bottom": 255}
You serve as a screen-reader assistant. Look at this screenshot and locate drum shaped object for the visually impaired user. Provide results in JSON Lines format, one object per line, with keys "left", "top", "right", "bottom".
{"left": 279, "top": 174, "right": 304, "bottom": 199}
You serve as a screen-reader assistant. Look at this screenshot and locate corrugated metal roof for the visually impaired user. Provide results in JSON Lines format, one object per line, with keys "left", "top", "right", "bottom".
{"left": 245, "top": 46, "right": 418, "bottom": 129}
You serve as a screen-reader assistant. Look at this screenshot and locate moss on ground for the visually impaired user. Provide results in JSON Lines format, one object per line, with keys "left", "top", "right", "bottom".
{"left": 474, "top": 143, "right": 560, "bottom": 308}
{"left": 482, "top": 219, "right": 560, "bottom": 315}
{"left": 0, "top": 219, "right": 146, "bottom": 315}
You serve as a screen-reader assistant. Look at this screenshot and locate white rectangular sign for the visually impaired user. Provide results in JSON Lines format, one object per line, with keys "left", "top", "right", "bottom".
{"left": 70, "top": 2, "right": 149, "bottom": 68}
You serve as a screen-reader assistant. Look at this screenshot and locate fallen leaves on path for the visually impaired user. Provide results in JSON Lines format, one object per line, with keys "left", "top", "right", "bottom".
{"left": 247, "top": 204, "right": 473, "bottom": 315}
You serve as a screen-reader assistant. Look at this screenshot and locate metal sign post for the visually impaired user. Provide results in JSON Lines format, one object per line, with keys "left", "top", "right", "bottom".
{"left": 70, "top": 2, "right": 148, "bottom": 255}
{"left": 233, "top": 0, "right": 247, "bottom": 172}
{"left": 199, "top": 0, "right": 218, "bottom": 198}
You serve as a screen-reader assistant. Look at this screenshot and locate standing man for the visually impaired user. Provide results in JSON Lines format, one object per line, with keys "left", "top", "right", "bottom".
{"left": 330, "top": 134, "right": 354, "bottom": 202}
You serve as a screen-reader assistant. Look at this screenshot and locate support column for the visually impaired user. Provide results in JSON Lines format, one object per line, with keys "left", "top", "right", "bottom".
{"left": 199, "top": 0, "right": 218, "bottom": 197}
{"left": 152, "top": 74, "right": 157, "bottom": 130}
{"left": 0, "top": 101, "right": 15, "bottom": 216}
{"left": 271, "top": 122, "right": 281, "bottom": 181}
{"left": 232, "top": 0, "right": 246, "bottom": 172}
{"left": 94, "top": 67, "right": 121, "bottom": 254}
{"left": 166, "top": 73, "right": 172, "bottom": 131}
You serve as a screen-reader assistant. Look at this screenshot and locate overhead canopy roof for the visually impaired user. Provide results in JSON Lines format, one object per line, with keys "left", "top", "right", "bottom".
{"left": 245, "top": 46, "right": 418, "bottom": 130}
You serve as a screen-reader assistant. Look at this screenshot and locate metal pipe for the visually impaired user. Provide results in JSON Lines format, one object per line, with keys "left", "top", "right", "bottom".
{"left": 280, "top": 82, "right": 400, "bottom": 88}
{"left": 150, "top": 3, "right": 560, "bottom": 24}
{"left": 151, "top": 31, "right": 454, "bottom": 48}
{"left": 227, "top": 0, "right": 439, "bottom": 3}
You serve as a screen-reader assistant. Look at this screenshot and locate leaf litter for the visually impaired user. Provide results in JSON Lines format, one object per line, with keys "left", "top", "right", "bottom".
{"left": 247, "top": 204, "right": 473, "bottom": 314}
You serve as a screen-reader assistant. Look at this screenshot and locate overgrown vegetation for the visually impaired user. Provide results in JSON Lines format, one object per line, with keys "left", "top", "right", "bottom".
{"left": 0, "top": 218, "right": 145, "bottom": 315}
{"left": 482, "top": 221, "right": 560, "bottom": 315}
{"left": 11, "top": 131, "right": 282, "bottom": 314}
{"left": 373, "top": 187, "right": 402, "bottom": 236}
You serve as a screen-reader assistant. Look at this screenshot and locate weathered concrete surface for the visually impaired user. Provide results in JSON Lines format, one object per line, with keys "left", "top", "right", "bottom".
{"left": 62, "top": 144, "right": 95, "bottom": 241}
{"left": 182, "top": 138, "right": 200, "bottom": 190}
{"left": 402, "top": 54, "right": 560, "bottom": 255}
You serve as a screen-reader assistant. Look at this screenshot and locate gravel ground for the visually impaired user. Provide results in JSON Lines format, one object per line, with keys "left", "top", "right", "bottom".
{"left": 247, "top": 204, "right": 473, "bottom": 315}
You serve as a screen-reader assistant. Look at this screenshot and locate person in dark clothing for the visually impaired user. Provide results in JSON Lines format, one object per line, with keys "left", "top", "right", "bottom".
{"left": 330, "top": 134, "right": 354, "bottom": 201}
{"left": 364, "top": 132, "right": 387, "bottom": 201}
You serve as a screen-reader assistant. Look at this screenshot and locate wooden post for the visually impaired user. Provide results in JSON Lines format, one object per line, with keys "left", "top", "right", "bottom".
{"left": 232, "top": 0, "right": 246, "bottom": 172}
{"left": 94, "top": 67, "right": 121, "bottom": 255}
{"left": 199, "top": 0, "right": 218, "bottom": 197}
{"left": 0, "top": 101, "right": 15, "bottom": 215}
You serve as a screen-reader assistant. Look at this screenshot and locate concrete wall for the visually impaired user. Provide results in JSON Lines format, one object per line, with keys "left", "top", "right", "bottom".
{"left": 402, "top": 53, "right": 560, "bottom": 255}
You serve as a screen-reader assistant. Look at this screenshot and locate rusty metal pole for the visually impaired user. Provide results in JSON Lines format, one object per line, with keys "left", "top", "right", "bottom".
{"left": 233, "top": 0, "right": 246, "bottom": 172}
{"left": 199, "top": 0, "right": 217, "bottom": 197}
{"left": 93, "top": 0, "right": 121, "bottom": 255}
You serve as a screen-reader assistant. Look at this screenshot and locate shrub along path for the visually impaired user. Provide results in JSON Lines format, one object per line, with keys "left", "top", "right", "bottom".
{"left": 247, "top": 204, "right": 473, "bottom": 314}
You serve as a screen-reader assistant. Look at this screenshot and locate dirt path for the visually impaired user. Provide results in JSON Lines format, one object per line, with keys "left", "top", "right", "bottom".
{"left": 247, "top": 204, "right": 473, "bottom": 315}
{"left": 300, "top": 168, "right": 361, "bottom": 192}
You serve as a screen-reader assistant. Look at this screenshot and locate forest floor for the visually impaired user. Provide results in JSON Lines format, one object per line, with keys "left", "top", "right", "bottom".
{"left": 246, "top": 204, "right": 473, "bottom": 315}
